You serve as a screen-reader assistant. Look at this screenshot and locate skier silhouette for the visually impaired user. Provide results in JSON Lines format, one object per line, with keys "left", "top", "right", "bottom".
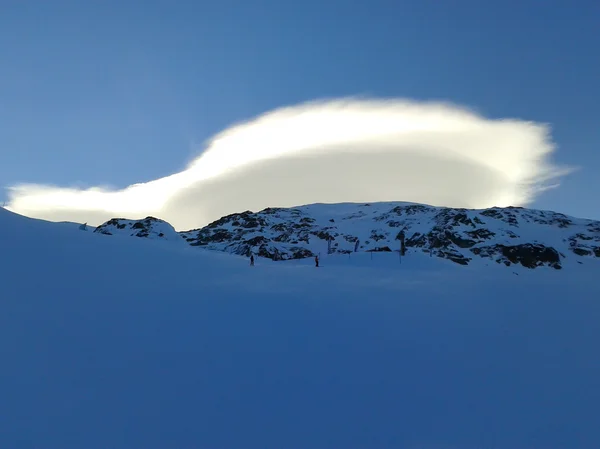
{"left": 250, "top": 254, "right": 255, "bottom": 266}
{"left": 315, "top": 255, "right": 319, "bottom": 267}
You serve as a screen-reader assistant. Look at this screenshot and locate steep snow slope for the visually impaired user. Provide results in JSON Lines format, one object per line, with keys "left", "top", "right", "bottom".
{"left": 180, "top": 202, "right": 600, "bottom": 269}
{"left": 1, "top": 206, "right": 600, "bottom": 449}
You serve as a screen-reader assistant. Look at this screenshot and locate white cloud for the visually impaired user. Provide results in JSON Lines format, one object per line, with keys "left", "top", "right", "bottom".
{"left": 5, "top": 97, "right": 571, "bottom": 230}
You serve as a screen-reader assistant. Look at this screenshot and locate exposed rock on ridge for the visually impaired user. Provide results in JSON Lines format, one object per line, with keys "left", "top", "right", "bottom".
{"left": 96, "top": 202, "right": 600, "bottom": 270}
{"left": 94, "top": 216, "right": 184, "bottom": 242}
{"left": 178, "top": 203, "right": 600, "bottom": 269}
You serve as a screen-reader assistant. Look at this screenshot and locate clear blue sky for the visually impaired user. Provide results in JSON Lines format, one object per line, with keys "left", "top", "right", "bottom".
{"left": 1, "top": 0, "right": 598, "bottom": 218}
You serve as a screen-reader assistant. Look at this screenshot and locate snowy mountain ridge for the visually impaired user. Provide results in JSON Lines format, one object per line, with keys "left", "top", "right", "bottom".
{"left": 95, "top": 201, "right": 600, "bottom": 270}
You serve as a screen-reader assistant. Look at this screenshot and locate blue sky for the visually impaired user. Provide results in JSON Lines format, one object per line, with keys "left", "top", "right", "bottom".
{"left": 1, "top": 0, "right": 599, "bottom": 221}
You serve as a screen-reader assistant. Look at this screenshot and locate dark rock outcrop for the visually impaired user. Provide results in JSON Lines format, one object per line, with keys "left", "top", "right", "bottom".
{"left": 95, "top": 216, "right": 183, "bottom": 242}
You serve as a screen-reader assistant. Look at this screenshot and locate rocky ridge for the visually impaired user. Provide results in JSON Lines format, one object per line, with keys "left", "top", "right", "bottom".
{"left": 179, "top": 202, "right": 600, "bottom": 269}
{"left": 94, "top": 216, "right": 183, "bottom": 242}
{"left": 96, "top": 202, "right": 600, "bottom": 270}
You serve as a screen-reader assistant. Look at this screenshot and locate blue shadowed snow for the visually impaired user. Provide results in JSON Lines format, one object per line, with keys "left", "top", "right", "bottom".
{"left": 0, "top": 207, "right": 599, "bottom": 449}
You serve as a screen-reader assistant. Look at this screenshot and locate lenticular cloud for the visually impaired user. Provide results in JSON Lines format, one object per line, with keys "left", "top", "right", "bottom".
{"left": 6, "top": 98, "right": 568, "bottom": 230}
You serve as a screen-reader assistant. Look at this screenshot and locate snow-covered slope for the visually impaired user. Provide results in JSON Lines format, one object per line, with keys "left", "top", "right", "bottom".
{"left": 94, "top": 216, "right": 185, "bottom": 243}
{"left": 179, "top": 202, "right": 600, "bottom": 269}
{"left": 0, "top": 205, "right": 600, "bottom": 449}
{"left": 1, "top": 206, "right": 600, "bottom": 448}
